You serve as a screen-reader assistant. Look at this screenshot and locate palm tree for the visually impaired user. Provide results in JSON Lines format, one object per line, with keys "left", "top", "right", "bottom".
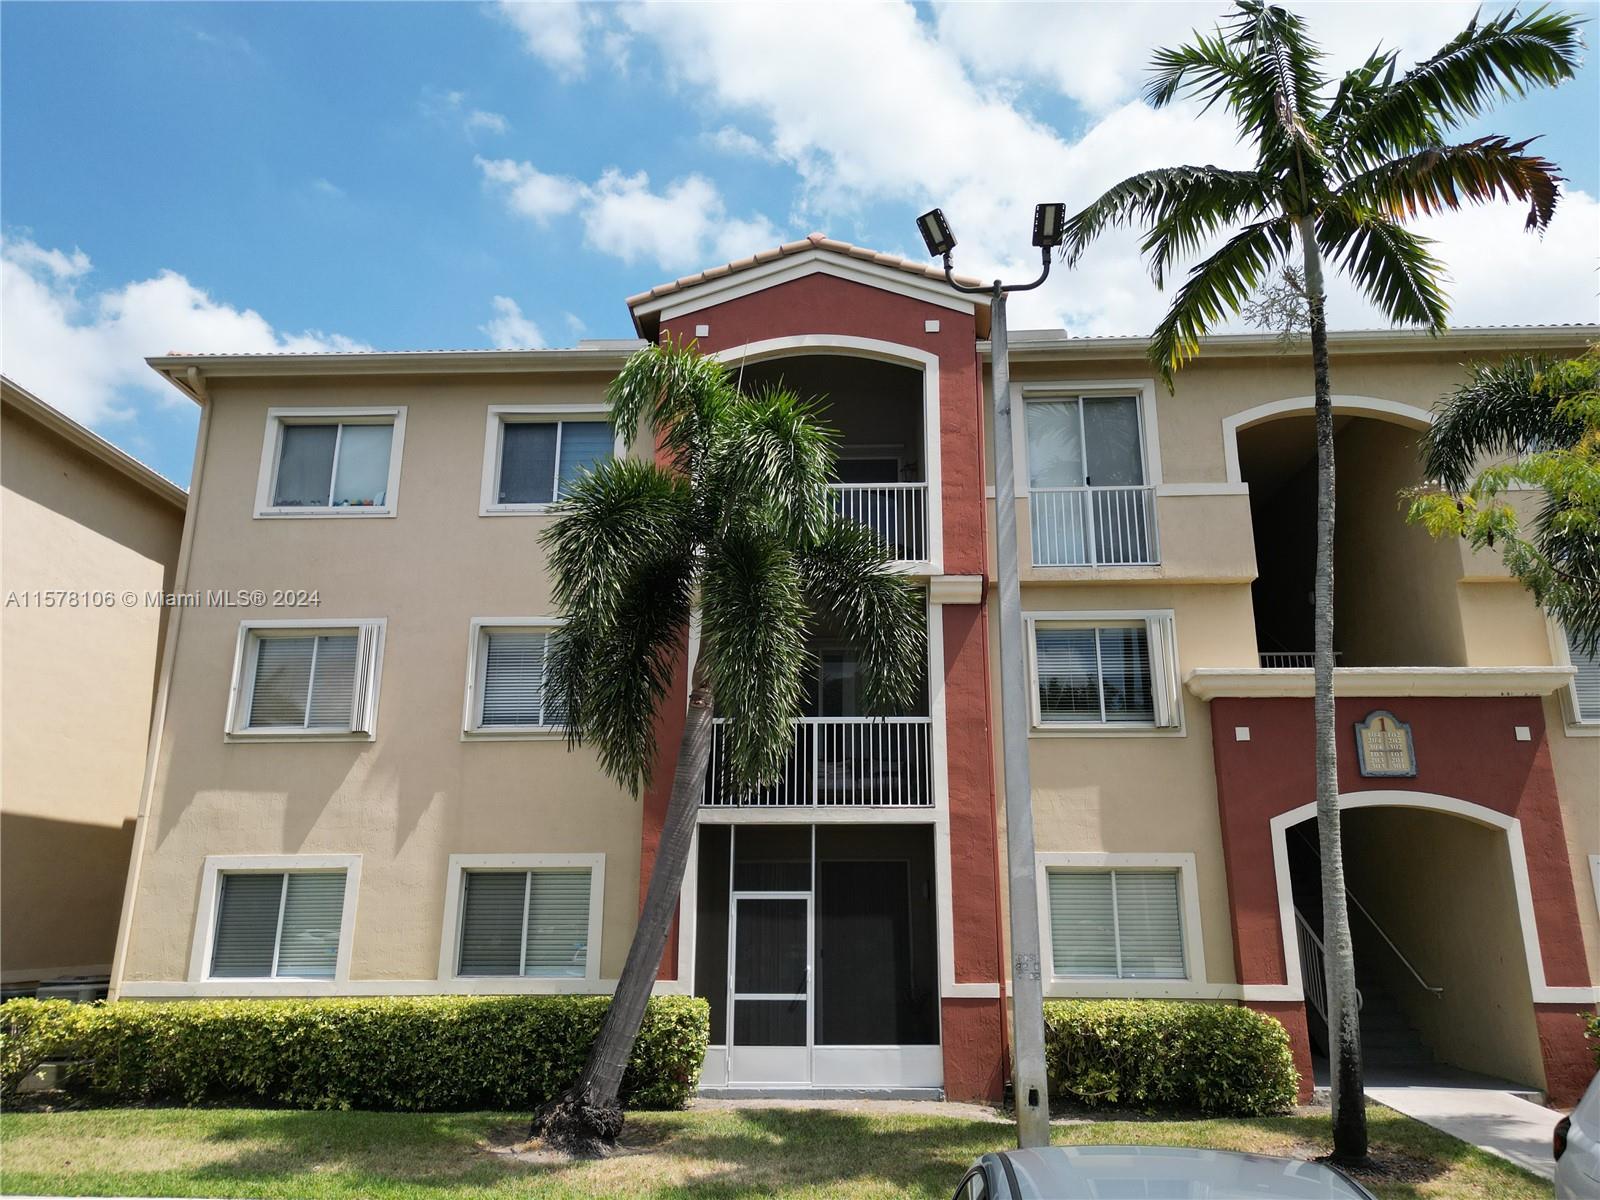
{"left": 1059, "top": 1, "right": 1581, "bottom": 1161}
{"left": 1410, "top": 346, "right": 1600, "bottom": 653}
{"left": 532, "top": 339, "right": 926, "bottom": 1154}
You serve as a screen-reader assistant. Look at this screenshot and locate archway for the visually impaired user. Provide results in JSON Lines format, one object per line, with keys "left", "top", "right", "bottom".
{"left": 1275, "top": 792, "right": 1547, "bottom": 1089}
{"left": 1231, "top": 399, "right": 1466, "bottom": 668}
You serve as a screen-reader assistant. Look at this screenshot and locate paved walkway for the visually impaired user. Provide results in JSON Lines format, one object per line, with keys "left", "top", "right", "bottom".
{"left": 1367, "top": 1085, "right": 1560, "bottom": 1181}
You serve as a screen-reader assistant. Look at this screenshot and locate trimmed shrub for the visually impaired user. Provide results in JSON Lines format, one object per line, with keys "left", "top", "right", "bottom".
{"left": 1044, "top": 999, "right": 1298, "bottom": 1115}
{"left": 0, "top": 994, "right": 708, "bottom": 1111}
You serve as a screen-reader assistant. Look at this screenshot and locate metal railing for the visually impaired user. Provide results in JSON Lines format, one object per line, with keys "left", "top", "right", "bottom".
{"left": 1029, "top": 484, "right": 1158, "bottom": 566}
{"left": 702, "top": 716, "right": 934, "bottom": 807}
{"left": 830, "top": 482, "right": 928, "bottom": 563}
{"left": 1295, "top": 909, "right": 1336, "bottom": 1026}
{"left": 1348, "top": 889, "right": 1444, "bottom": 1000}
{"left": 1258, "top": 652, "right": 1345, "bottom": 669}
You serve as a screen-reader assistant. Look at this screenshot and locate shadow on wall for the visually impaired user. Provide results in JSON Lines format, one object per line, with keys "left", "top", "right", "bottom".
{"left": 1, "top": 813, "right": 135, "bottom": 981}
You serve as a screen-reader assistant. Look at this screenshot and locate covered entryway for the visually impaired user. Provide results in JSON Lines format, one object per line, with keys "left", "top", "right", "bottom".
{"left": 694, "top": 823, "right": 941, "bottom": 1093}
{"left": 1286, "top": 803, "right": 1544, "bottom": 1091}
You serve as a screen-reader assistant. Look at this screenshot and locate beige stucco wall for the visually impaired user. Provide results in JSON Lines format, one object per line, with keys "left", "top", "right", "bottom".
{"left": 1341, "top": 806, "right": 1546, "bottom": 1088}
{"left": 995, "top": 582, "right": 1259, "bottom": 987}
{"left": 117, "top": 374, "right": 651, "bottom": 988}
{"left": 2, "top": 402, "right": 183, "bottom": 981}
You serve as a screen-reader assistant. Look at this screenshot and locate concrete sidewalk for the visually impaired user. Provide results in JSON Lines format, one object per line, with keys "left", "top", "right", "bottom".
{"left": 1368, "top": 1085, "right": 1560, "bottom": 1181}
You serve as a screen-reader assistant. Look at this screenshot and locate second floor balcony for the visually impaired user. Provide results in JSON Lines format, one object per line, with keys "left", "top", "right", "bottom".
{"left": 702, "top": 640, "right": 932, "bottom": 808}
{"left": 1030, "top": 484, "right": 1159, "bottom": 566}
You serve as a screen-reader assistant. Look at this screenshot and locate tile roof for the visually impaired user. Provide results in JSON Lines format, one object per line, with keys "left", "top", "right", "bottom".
{"left": 624, "top": 232, "right": 987, "bottom": 309}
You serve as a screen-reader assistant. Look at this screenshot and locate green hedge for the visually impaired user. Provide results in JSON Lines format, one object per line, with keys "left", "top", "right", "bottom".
{"left": 1044, "top": 999, "right": 1298, "bottom": 1116}
{"left": 0, "top": 994, "right": 708, "bottom": 1111}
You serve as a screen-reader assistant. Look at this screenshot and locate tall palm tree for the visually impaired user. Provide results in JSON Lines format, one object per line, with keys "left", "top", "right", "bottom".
{"left": 1059, "top": 1, "right": 1580, "bottom": 1161}
{"left": 533, "top": 339, "right": 926, "bottom": 1153}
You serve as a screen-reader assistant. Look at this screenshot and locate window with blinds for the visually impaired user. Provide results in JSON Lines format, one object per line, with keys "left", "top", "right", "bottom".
{"left": 1035, "top": 622, "right": 1162, "bottom": 725}
{"left": 1568, "top": 631, "right": 1600, "bottom": 723}
{"left": 471, "top": 626, "right": 564, "bottom": 730}
{"left": 457, "top": 869, "right": 591, "bottom": 977}
{"left": 209, "top": 871, "right": 347, "bottom": 979}
{"left": 1047, "top": 869, "right": 1186, "bottom": 980}
{"left": 271, "top": 419, "right": 395, "bottom": 509}
{"left": 496, "top": 420, "right": 613, "bottom": 506}
{"left": 234, "top": 623, "right": 382, "bottom": 735}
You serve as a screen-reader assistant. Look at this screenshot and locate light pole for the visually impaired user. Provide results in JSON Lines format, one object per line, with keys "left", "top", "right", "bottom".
{"left": 918, "top": 204, "right": 1064, "bottom": 1149}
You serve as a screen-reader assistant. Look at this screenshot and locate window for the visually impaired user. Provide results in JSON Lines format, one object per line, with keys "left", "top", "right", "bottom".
{"left": 1567, "top": 630, "right": 1600, "bottom": 723}
{"left": 464, "top": 621, "right": 564, "bottom": 733}
{"left": 482, "top": 408, "right": 615, "bottom": 513}
{"left": 1024, "top": 390, "right": 1156, "bottom": 566}
{"left": 256, "top": 408, "right": 405, "bottom": 517}
{"left": 1030, "top": 614, "right": 1180, "bottom": 729}
{"left": 209, "top": 870, "right": 348, "bottom": 980}
{"left": 455, "top": 866, "right": 596, "bottom": 978}
{"left": 228, "top": 621, "right": 384, "bottom": 738}
{"left": 1047, "top": 869, "right": 1185, "bottom": 980}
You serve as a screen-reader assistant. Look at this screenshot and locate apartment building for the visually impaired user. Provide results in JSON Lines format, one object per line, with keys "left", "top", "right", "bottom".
{"left": 2, "top": 377, "right": 185, "bottom": 992}
{"left": 112, "top": 235, "right": 1599, "bottom": 1104}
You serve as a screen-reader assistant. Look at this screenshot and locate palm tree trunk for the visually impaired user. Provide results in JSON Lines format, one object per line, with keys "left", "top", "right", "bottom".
{"left": 1298, "top": 215, "right": 1367, "bottom": 1162}
{"left": 534, "top": 680, "right": 715, "bottom": 1154}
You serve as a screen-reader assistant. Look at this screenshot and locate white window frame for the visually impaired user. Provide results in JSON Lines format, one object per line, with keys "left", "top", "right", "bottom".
{"left": 1548, "top": 618, "right": 1600, "bottom": 734}
{"left": 1016, "top": 382, "right": 1161, "bottom": 486}
{"left": 225, "top": 618, "right": 386, "bottom": 742}
{"left": 254, "top": 406, "right": 406, "bottom": 518}
{"left": 189, "top": 854, "right": 362, "bottom": 986}
{"left": 437, "top": 853, "right": 605, "bottom": 991}
{"left": 461, "top": 618, "right": 565, "bottom": 739}
{"left": 1035, "top": 852, "right": 1206, "bottom": 997}
{"left": 479, "top": 405, "right": 623, "bottom": 516}
{"left": 1025, "top": 609, "right": 1183, "bottom": 736}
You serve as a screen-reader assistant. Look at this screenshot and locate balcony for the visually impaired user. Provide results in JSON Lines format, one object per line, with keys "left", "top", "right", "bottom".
{"left": 830, "top": 482, "right": 928, "bottom": 564}
{"left": 1258, "top": 652, "right": 1344, "bottom": 669}
{"left": 703, "top": 716, "right": 934, "bottom": 808}
{"left": 1030, "top": 484, "right": 1159, "bottom": 567}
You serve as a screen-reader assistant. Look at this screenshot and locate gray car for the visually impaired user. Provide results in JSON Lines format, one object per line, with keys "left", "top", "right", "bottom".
{"left": 952, "top": 1146, "right": 1378, "bottom": 1199}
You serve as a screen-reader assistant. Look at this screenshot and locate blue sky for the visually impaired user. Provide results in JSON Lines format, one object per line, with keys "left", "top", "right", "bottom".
{"left": 4, "top": 1, "right": 1597, "bottom": 485}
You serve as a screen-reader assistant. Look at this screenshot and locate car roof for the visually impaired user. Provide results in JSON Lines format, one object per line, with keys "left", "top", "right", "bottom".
{"left": 982, "top": 1145, "right": 1374, "bottom": 1199}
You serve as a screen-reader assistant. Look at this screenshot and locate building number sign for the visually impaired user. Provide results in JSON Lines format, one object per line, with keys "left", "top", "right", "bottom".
{"left": 1354, "top": 710, "right": 1416, "bottom": 778}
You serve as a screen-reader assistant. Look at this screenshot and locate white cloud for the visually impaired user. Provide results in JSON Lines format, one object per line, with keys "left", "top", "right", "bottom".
{"left": 475, "top": 156, "right": 584, "bottom": 224}
{"left": 478, "top": 157, "right": 780, "bottom": 272}
{"left": 932, "top": 2, "right": 1487, "bottom": 114}
{"left": 310, "top": 177, "right": 346, "bottom": 199}
{"left": 0, "top": 236, "right": 367, "bottom": 426}
{"left": 705, "top": 125, "right": 772, "bottom": 161}
{"left": 482, "top": 295, "right": 546, "bottom": 349}
{"left": 422, "top": 88, "right": 510, "bottom": 139}
{"left": 497, "top": 1, "right": 593, "bottom": 78}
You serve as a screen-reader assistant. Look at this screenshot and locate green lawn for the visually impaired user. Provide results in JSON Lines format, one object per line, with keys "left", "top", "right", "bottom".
{"left": 0, "top": 1101, "right": 1547, "bottom": 1199}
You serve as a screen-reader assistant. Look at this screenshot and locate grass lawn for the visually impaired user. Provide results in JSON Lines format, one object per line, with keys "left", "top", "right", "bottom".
{"left": 0, "top": 1100, "right": 1547, "bottom": 1199}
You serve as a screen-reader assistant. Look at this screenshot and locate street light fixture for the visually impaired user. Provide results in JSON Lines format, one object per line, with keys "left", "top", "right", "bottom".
{"left": 917, "top": 204, "right": 1061, "bottom": 1151}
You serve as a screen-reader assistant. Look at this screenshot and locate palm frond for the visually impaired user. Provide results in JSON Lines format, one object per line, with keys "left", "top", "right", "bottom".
{"left": 1228, "top": 0, "right": 1327, "bottom": 169}
{"left": 1148, "top": 217, "right": 1294, "bottom": 379}
{"left": 707, "top": 385, "right": 838, "bottom": 545}
{"left": 606, "top": 335, "right": 736, "bottom": 478}
{"left": 1336, "top": 136, "right": 1562, "bottom": 231}
{"left": 699, "top": 526, "right": 811, "bottom": 789}
{"left": 798, "top": 515, "right": 927, "bottom": 716}
{"left": 1059, "top": 166, "right": 1271, "bottom": 283}
{"left": 1420, "top": 353, "right": 1593, "bottom": 489}
{"left": 1334, "top": 5, "right": 1584, "bottom": 170}
{"left": 1316, "top": 206, "right": 1449, "bottom": 329}
{"left": 1146, "top": 27, "right": 1255, "bottom": 113}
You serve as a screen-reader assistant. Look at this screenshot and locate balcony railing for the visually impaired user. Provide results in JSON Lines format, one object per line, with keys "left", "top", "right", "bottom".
{"left": 1258, "top": 652, "right": 1344, "bottom": 669}
{"left": 830, "top": 482, "right": 928, "bottom": 563}
{"left": 703, "top": 716, "right": 934, "bottom": 807}
{"left": 1030, "top": 485, "right": 1158, "bottom": 566}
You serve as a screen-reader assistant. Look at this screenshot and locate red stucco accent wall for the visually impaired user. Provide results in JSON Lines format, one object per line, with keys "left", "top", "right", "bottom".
{"left": 637, "top": 270, "right": 1003, "bottom": 1098}
{"left": 1211, "top": 693, "right": 1595, "bottom": 1103}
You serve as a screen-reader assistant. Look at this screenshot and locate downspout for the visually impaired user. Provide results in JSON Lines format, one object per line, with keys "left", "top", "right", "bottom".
{"left": 974, "top": 337, "right": 1013, "bottom": 1096}
{"left": 108, "top": 366, "right": 210, "bottom": 999}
